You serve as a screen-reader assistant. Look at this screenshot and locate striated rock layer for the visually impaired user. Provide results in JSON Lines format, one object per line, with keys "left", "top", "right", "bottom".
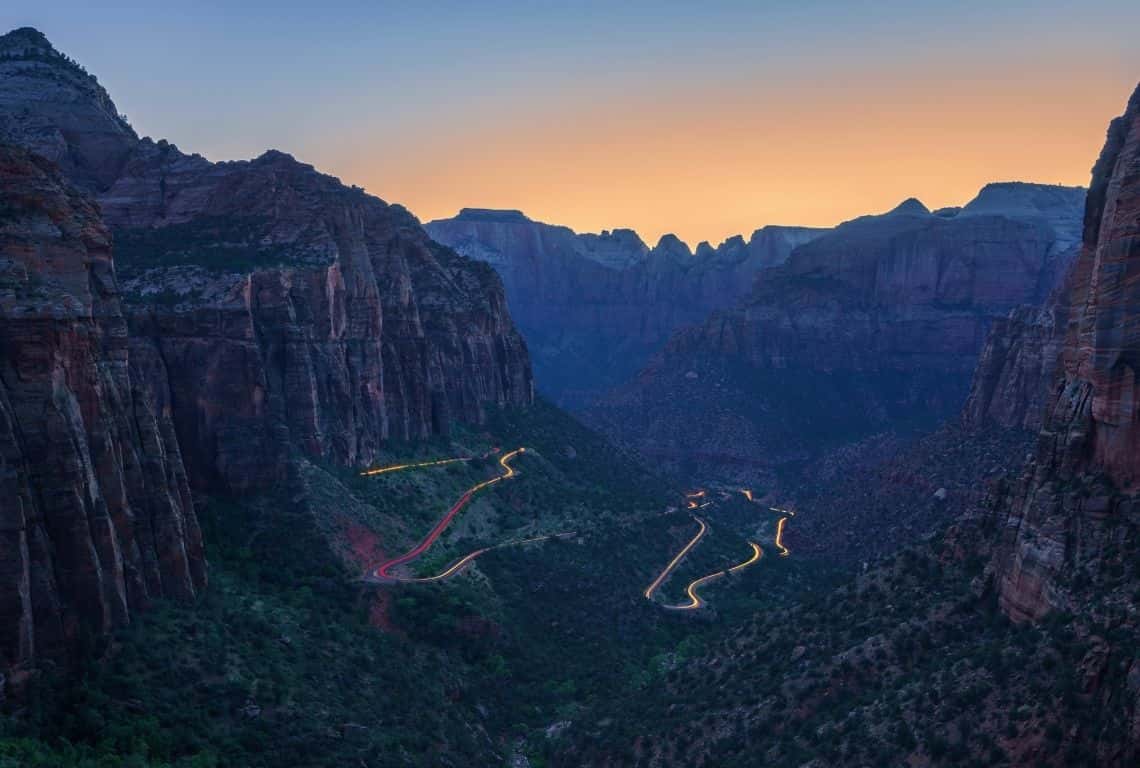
{"left": 0, "top": 26, "right": 533, "bottom": 693}
{"left": 0, "top": 146, "right": 205, "bottom": 697}
{"left": 0, "top": 28, "right": 533, "bottom": 495}
{"left": 988, "top": 83, "right": 1140, "bottom": 625}
{"left": 426, "top": 208, "right": 824, "bottom": 407}
{"left": 589, "top": 186, "right": 1085, "bottom": 481}
{"left": 962, "top": 301, "right": 1068, "bottom": 432}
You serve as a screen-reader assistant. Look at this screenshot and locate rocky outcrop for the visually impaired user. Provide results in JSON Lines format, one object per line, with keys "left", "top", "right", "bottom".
{"left": 988, "top": 83, "right": 1140, "bottom": 625}
{"left": 0, "top": 28, "right": 534, "bottom": 495}
{"left": 0, "top": 146, "right": 205, "bottom": 699}
{"left": 426, "top": 208, "right": 824, "bottom": 407}
{"left": 962, "top": 302, "right": 1067, "bottom": 431}
{"left": 0, "top": 27, "right": 137, "bottom": 192}
{"left": 589, "top": 183, "right": 1085, "bottom": 482}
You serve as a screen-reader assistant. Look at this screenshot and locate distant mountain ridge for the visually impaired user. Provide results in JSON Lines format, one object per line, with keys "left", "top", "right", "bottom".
{"left": 587, "top": 180, "right": 1087, "bottom": 483}
{"left": 427, "top": 208, "right": 826, "bottom": 407}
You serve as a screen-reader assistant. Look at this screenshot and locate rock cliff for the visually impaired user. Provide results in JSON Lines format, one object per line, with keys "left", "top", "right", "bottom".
{"left": 0, "top": 145, "right": 205, "bottom": 699}
{"left": 0, "top": 26, "right": 534, "bottom": 695}
{"left": 589, "top": 183, "right": 1085, "bottom": 482}
{"left": 0, "top": 28, "right": 534, "bottom": 495}
{"left": 987, "top": 83, "right": 1140, "bottom": 627}
{"left": 426, "top": 208, "right": 823, "bottom": 407}
{"left": 962, "top": 301, "right": 1068, "bottom": 432}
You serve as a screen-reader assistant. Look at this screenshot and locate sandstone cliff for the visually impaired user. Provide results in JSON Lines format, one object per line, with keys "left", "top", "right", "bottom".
{"left": 0, "top": 146, "right": 205, "bottom": 699}
{"left": 0, "top": 28, "right": 534, "bottom": 495}
{"left": 588, "top": 184, "right": 1085, "bottom": 482}
{"left": 987, "top": 83, "right": 1140, "bottom": 625}
{"left": 0, "top": 26, "right": 534, "bottom": 696}
{"left": 426, "top": 208, "right": 823, "bottom": 407}
{"left": 962, "top": 302, "right": 1068, "bottom": 432}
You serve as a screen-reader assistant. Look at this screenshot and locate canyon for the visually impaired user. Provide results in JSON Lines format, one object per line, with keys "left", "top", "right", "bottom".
{"left": 0, "top": 26, "right": 533, "bottom": 692}
{"left": 587, "top": 184, "right": 1085, "bottom": 484}
{"left": 1, "top": 19, "right": 1138, "bottom": 768}
{"left": 427, "top": 208, "right": 824, "bottom": 407}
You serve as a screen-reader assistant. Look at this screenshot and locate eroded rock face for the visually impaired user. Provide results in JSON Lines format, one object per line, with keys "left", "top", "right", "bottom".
{"left": 0, "top": 26, "right": 534, "bottom": 693}
{"left": 962, "top": 302, "right": 1068, "bottom": 432}
{"left": 106, "top": 149, "right": 533, "bottom": 493}
{"left": 0, "top": 27, "right": 137, "bottom": 192}
{"left": 0, "top": 146, "right": 204, "bottom": 696}
{"left": 588, "top": 185, "right": 1085, "bottom": 481}
{"left": 426, "top": 208, "right": 824, "bottom": 407}
{"left": 989, "top": 84, "right": 1140, "bottom": 625}
{"left": 0, "top": 29, "right": 534, "bottom": 495}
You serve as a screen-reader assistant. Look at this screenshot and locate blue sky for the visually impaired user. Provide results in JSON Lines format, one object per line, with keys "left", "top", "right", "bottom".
{"left": 4, "top": 2, "right": 1138, "bottom": 243}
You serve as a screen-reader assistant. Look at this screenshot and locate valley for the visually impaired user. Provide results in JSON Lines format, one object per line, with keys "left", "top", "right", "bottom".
{"left": 0, "top": 17, "right": 1137, "bottom": 768}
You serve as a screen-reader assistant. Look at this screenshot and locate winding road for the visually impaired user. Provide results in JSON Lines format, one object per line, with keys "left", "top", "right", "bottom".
{"left": 361, "top": 447, "right": 533, "bottom": 582}
{"left": 644, "top": 516, "right": 708, "bottom": 600}
{"left": 645, "top": 488, "right": 796, "bottom": 610}
{"left": 408, "top": 532, "right": 577, "bottom": 582}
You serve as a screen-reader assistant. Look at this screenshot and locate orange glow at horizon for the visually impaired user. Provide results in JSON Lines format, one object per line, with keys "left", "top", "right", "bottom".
{"left": 330, "top": 63, "right": 1135, "bottom": 247}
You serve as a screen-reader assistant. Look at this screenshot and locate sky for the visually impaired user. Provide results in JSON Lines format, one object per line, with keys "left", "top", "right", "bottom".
{"left": 3, "top": 1, "right": 1138, "bottom": 246}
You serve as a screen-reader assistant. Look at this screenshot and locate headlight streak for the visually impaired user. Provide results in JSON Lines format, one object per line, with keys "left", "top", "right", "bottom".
{"left": 410, "top": 532, "right": 577, "bottom": 582}
{"left": 360, "top": 456, "right": 470, "bottom": 476}
{"left": 371, "top": 448, "right": 527, "bottom": 580}
{"left": 648, "top": 487, "right": 787, "bottom": 611}
{"left": 664, "top": 541, "right": 763, "bottom": 610}
{"left": 775, "top": 516, "right": 790, "bottom": 556}
{"left": 643, "top": 516, "right": 708, "bottom": 600}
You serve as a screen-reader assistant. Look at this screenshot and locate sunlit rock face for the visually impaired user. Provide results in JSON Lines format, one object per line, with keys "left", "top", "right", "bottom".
{"left": 0, "top": 28, "right": 533, "bottom": 495}
{"left": 0, "top": 145, "right": 205, "bottom": 697}
{"left": 588, "top": 183, "right": 1085, "bottom": 482}
{"left": 988, "top": 83, "right": 1140, "bottom": 624}
{"left": 427, "top": 208, "right": 825, "bottom": 408}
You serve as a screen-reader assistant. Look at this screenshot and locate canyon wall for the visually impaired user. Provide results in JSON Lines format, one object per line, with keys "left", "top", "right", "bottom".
{"left": 0, "top": 28, "right": 533, "bottom": 495}
{"left": 988, "top": 83, "right": 1140, "bottom": 625}
{"left": 426, "top": 208, "right": 823, "bottom": 407}
{"left": 0, "top": 26, "right": 533, "bottom": 693}
{"left": 588, "top": 187, "right": 1085, "bottom": 482}
{"left": 0, "top": 146, "right": 205, "bottom": 698}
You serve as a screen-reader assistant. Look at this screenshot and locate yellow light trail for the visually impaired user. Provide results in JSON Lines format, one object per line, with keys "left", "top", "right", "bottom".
{"left": 414, "top": 547, "right": 490, "bottom": 581}
{"left": 685, "top": 489, "right": 707, "bottom": 499}
{"left": 768, "top": 506, "right": 796, "bottom": 517}
{"left": 728, "top": 542, "right": 763, "bottom": 573}
{"left": 410, "top": 531, "right": 576, "bottom": 582}
{"left": 468, "top": 447, "right": 525, "bottom": 493}
{"left": 740, "top": 489, "right": 754, "bottom": 502}
{"left": 666, "top": 571, "right": 726, "bottom": 611}
{"left": 644, "top": 516, "right": 707, "bottom": 600}
{"left": 374, "top": 447, "right": 526, "bottom": 580}
{"left": 360, "top": 456, "right": 469, "bottom": 477}
{"left": 664, "top": 542, "right": 763, "bottom": 610}
{"left": 774, "top": 516, "right": 790, "bottom": 557}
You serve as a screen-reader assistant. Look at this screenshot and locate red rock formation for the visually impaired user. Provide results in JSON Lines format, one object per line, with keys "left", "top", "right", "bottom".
{"left": 0, "top": 146, "right": 204, "bottom": 698}
{"left": 990, "top": 84, "right": 1140, "bottom": 625}
{"left": 0, "top": 29, "right": 534, "bottom": 495}
{"left": 107, "top": 149, "right": 533, "bottom": 493}
{"left": 0, "top": 27, "right": 533, "bottom": 696}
